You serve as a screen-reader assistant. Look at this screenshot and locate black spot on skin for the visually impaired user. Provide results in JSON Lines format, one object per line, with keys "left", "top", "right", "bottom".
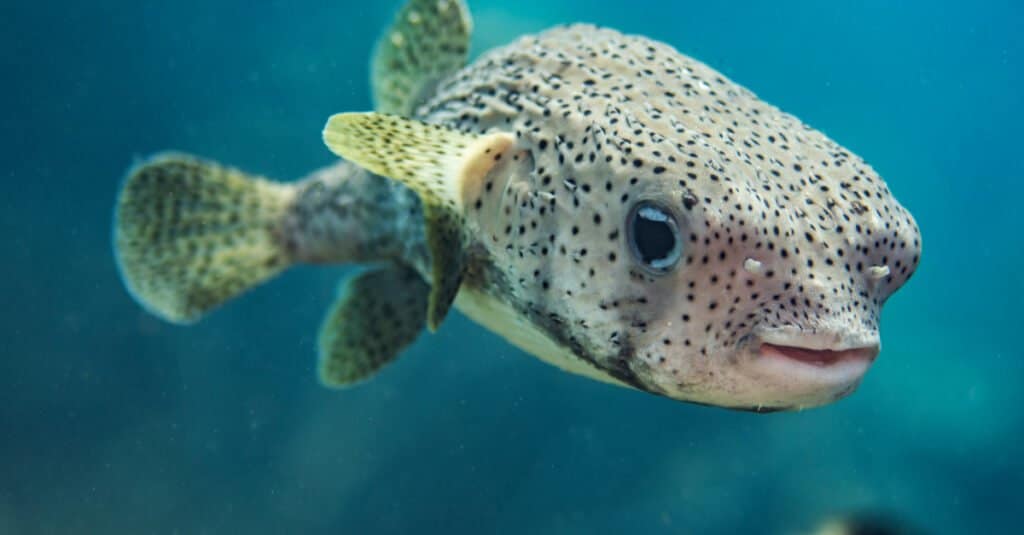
{"left": 412, "top": 24, "right": 921, "bottom": 410}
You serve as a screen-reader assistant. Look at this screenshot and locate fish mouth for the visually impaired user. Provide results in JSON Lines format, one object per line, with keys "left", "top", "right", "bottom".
{"left": 758, "top": 343, "right": 879, "bottom": 367}
{"left": 727, "top": 332, "right": 881, "bottom": 409}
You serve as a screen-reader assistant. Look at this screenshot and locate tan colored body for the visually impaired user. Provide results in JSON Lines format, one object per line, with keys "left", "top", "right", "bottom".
{"left": 114, "top": 0, "right": 919, "bottom": 411}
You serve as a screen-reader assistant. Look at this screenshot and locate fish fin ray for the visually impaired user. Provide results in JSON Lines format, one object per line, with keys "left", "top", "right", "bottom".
{"left": 372, "top": 0, "right": 472, "bottom": 115}
{"left": 114, "top": 152, "right": 295, "bottom": 323}
{"left": 318, "top": 265, "right": 429, "bottom": 386}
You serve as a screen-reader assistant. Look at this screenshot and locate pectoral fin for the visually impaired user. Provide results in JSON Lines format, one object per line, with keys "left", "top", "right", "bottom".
{"left": 318, "top": 265, "right": 430, "bottom": 387}
{"left": 372, "top": 0, "right": 472, "bottom": 115}
{"left": 322, "top": 112, "right": 516, "bottom": 330}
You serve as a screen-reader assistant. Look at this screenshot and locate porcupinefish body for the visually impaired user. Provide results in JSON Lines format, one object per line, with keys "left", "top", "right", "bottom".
{"left": 114, "top": 0, "right": 921, "bottom": 411}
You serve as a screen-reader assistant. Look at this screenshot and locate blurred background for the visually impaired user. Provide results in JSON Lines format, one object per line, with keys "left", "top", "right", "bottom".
{"left": 2, "top": 0, "right": 1021, "bottom": 533}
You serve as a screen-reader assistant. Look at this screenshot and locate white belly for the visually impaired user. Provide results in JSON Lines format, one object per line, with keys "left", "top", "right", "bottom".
{"left": 454, "top": 287, "right": 630, "bottom": 389}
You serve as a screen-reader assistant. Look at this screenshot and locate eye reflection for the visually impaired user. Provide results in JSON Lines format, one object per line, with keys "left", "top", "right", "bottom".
{"left": 627, "top": 202, "right": 682, "bottom": 274}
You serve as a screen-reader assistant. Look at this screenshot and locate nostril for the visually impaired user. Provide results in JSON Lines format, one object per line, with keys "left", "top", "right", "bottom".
{"left": 867, "top": 265, "right": 891, "bottom": 290}
{"left": 868, "top": 265, "right": 890, "bottom": 280}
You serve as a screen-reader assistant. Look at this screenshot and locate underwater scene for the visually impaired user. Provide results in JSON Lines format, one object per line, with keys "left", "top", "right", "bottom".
{"left": 3, "top": 0, "right": 1021, "bottom": 533}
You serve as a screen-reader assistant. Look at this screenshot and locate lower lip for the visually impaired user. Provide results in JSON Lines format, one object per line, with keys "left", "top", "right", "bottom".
{"left": 758, "top": 343, "right": 879, "bottom": 367}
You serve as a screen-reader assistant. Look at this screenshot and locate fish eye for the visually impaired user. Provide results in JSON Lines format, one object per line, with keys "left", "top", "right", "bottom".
{"left": 627, "top": 201, "right": 683, "bottom": 274}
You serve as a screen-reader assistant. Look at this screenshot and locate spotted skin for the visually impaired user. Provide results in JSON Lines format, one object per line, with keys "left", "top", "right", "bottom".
{"left": 115, "top": 7, "right": 921, "bottom": 410}
{"left": 323, "top": 113, "right": 518, "bottom": 329}
{"left": 404, "top": 25, "right": 921, "bottom": 409}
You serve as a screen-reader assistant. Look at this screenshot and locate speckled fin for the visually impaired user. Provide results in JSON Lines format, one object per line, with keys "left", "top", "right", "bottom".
{"left": 318, "top": 265, "right": 429, "bottom": 387}
{"left": 114, "top": 153, "right": 295, "bottom": 323}
{"left": 322, "top": 112, "right": 516, "bottom": 330}
{"left": 372, "top": 0, "right": 472, "bottom": 115}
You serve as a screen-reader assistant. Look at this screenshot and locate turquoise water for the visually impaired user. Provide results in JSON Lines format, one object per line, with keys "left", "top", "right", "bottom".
{"left": 3, "top": 1, "right": 1021, "bottom": 533}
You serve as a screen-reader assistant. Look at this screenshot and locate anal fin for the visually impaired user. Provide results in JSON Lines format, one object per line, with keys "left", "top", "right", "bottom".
{"left": 318, "top": 265, "right": 430, "bottom": 387}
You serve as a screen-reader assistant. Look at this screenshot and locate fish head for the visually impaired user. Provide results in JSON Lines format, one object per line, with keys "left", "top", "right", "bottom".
{"left": 431, "top": 26, "right": 922, "bottom": 410}
{"left": 592, "top": 147, "right": 922, "bottom": 411}
{"left": 473, "top": 127, "right": 922, "bottom": 411}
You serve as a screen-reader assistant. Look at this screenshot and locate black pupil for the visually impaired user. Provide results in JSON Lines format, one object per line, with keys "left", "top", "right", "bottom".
{"left": 634, "top": 212, "right": 676, "bottom": 265}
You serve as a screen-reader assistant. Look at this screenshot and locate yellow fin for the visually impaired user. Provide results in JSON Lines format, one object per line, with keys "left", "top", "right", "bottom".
{"left": 322, "top": 112, "right": 515, "bottom": 329}
{"left": 322, "top": 112, "right": 515, "bottom": 211}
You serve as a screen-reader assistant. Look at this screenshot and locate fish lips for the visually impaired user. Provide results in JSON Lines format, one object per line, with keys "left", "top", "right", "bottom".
{"left": 731, "top": 330, "right": 881, "bottom": 410}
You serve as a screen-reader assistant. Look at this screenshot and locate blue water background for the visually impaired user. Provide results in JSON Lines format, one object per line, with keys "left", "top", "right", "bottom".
{"left": 2, "top": 1, "right": 1021, "bottom": 533}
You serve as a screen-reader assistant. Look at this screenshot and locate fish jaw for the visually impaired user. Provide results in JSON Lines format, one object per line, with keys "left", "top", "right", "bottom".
{"left": 740, "top": 330, "right": 880, "bottom": 409}
{"left": 635, "top": 324, "right": 882, "bottom": 411}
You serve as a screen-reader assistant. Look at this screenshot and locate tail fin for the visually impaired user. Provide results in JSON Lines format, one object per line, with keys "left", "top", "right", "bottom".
{"left": 114, "top": 152, "right": 297, "bottom": 324}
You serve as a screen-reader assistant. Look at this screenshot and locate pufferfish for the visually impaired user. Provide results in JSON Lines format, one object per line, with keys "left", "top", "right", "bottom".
{"left": 114, "top": 0, "right": 921, "bottom": 411}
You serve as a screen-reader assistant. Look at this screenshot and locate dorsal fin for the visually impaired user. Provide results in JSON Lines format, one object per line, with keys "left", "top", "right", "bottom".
{"left": 322, "top": 112, "right": 516, "bottom": 330}
{"left": 372, "top": 0, "right": 472, "bottom": 115}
